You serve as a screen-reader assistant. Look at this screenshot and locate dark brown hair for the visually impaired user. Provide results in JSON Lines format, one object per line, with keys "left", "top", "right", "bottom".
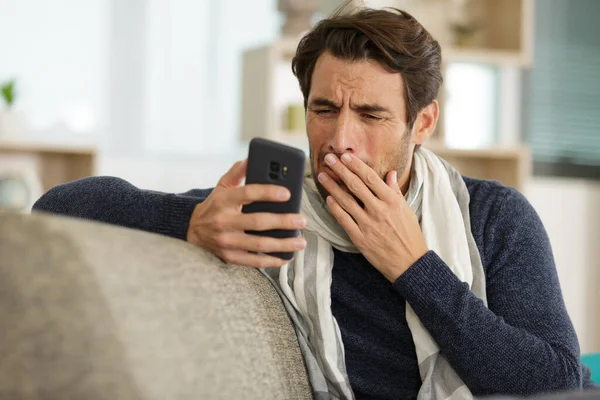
{"left": 292, "top": 5, "right": 443, "bottom": 129}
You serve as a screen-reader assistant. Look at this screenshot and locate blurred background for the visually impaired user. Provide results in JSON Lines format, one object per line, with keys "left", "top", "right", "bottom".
{"left": 0, "top": 0, "right": 598, "bottom": 354}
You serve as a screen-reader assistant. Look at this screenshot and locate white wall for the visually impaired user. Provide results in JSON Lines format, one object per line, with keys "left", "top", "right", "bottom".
{"left": 526, "top": 178, "right": 600, "bottom": 354}
{"left": 0, "top": 0, "right": 109, "bottom": 135}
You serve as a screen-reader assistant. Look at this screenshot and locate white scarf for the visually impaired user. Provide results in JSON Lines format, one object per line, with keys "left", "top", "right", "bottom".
{"left": 260, "top": 147, "right": 487, "bottom": 399}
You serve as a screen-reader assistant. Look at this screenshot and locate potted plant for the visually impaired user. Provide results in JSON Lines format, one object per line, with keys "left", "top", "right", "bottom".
{"left": 0, "top": 79, "right": 27, "bottom": 138}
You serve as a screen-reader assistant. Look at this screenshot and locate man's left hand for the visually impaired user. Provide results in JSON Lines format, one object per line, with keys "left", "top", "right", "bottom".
{"left": 318, "top": 153, "right": 428, "bottom": 282}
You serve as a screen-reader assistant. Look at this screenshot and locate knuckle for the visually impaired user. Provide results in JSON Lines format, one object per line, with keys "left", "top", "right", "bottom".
{"left": 214, "top": 234, "right": 230, "bottom": 249}
{"left": 366, "top": 170, "right": 378, "bottom": 185}
{"left": 349, "top": 180, "right": 361, "bottom": 193}
{"left": 339, "top": 196, "right": 351, "bottom": 209}
{"left": 242, "top": 185, "right": 254, "bottom": 200}
{"left": 212, "top": 215, "right": 227, "bottom": 231}
{"left": 254, "top": 239, "right": 270, "bottom": 254}
{"left": 353, "top": 236, "right": 366, "bottom": 248}
{"left": 251, "top": 214, "right": 267, "bottom": 230}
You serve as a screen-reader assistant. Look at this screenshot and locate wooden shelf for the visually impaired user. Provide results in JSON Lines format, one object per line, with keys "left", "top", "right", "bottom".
{"left": 401, "top": 0, "right": 534, "bottom": 67}
{"left": 0, "top": 139, "right": 98, "bottom": 193}
{"left": 424, "top": 141, "right": 531, "bottom": 191}
{"left": 444, "top": 48, "right": 529, "bottom": 67}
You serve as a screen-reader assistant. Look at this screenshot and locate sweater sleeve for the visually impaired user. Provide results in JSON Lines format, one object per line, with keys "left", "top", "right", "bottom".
{"left": 32, "top": 176, "right": 212, "bottom": 240}
{"left": 392, "top": 187, "right": 585, "bottom": 396}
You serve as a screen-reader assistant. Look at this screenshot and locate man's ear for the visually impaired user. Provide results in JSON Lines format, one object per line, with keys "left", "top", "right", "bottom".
{"left": 411, "top": 100, "right": 439, "bottom": 145}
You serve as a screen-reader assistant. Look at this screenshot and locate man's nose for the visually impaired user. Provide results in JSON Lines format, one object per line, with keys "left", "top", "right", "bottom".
{"left": 327, "top": 111, "right": 358, "bottom": 154}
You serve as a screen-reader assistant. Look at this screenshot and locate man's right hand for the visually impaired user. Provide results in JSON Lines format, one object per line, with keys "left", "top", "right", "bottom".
{"left": 187, "top": 159, "right": 307, "bottom": 268}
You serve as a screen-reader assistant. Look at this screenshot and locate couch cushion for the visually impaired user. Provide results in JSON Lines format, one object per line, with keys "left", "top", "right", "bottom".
{"left": 0, "top": 212, "right": 312, "bottom": 400}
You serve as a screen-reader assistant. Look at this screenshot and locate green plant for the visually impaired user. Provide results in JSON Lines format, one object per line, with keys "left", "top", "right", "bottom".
{"left": 450, "top": 23, "right": 480, "bottom": 48}
{"left": 1, "top": 79, "right": 16, "bottom": 108}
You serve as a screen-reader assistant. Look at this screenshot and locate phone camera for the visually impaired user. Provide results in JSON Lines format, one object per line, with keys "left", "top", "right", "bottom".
{"left": 269, "top": 161, "right": 280, "bottom": 180}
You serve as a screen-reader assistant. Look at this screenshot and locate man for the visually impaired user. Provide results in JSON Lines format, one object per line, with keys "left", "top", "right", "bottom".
{"left": 33, "top": 6, "right": 596, "bottom": 400}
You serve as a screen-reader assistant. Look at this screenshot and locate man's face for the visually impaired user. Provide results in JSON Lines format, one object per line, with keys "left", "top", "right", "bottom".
{"left": 306, "top": 51, "right": 415, "bottom": 201}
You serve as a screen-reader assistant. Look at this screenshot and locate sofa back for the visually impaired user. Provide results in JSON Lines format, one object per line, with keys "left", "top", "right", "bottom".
{"left": 0, "top": 212, "right": 312, "bottom": 399}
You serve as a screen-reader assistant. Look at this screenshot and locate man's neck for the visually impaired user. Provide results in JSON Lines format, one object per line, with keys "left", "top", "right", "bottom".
{"left": 399, "top": 159, "right": 413, "bottom": 195}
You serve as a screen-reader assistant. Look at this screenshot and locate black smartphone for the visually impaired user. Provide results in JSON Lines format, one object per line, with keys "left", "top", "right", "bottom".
{"left": 242, "top": 138, "right": 306, "bottom": 260}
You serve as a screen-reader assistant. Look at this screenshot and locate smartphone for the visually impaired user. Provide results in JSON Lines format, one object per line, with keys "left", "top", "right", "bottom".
{"left": 242, "top": 138, "right": 306, "bottom": 260}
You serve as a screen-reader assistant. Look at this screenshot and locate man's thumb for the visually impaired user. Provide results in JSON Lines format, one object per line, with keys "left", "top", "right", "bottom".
{"left": 218, "top": 159, "right": 247, "bottom": 188}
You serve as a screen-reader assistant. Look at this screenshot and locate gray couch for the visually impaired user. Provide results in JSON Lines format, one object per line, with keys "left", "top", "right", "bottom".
{"left": 0, "top": 212, "right": 313, "bottom": 399}
{"left": 3, "top": 212, "right": 599, "bottom": 400}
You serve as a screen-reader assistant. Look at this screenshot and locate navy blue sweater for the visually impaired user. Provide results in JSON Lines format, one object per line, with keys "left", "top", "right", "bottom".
{"left": 33, "top": 175, "right": 597, "bottom": 398}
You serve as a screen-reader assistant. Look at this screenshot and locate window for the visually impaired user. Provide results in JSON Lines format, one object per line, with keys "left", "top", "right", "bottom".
{"left": 444, "top": 63, "right": 499, "bottom": 149}
{"left": 523, "top": 0, "right": 600, "bottom": 179}
{"left": 140, "top": 0, "right": 280, "bottom": 154}
{"left": 0, "top": 0, "right": 109, "bottom": 135}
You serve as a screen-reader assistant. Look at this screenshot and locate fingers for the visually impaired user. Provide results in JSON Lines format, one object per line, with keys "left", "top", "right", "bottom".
{"left": 219, "top": 232, "right": 306, "bottom": 255}
{"left": 217, "top": 159, "right": 248, "bottom": 189}
{"left": 233, "top": 212, "right": 306, "bottom": 231}
{"left": 229, "top": 184, "right": 291, "bottom": 206}
{"left": 317, "top": 171, "right": 367, "bottom": 223}
{"left": 218, "top": 249, "right": 294, "bottom": 268}
{"left": 327, "top": 153, "right": 396, "bottom": 203}
{"left": 322, "top": 153, "right": 377, "bottom": 206}
{"left": 325, "top": 196, "right": 362, "bottom": 243}
{"left": 214, "top": 233, "right": 306, "bottom": 268}
{"left": 385, "top": 170, "right": 402, "bottom": 196}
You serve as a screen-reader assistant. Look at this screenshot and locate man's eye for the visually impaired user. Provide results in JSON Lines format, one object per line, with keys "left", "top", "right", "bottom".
{"left": 315, "top": 109, "right": 332, "bottom": 115}
{"left": 363, "top": 114, "right": 382, "bottom": 121}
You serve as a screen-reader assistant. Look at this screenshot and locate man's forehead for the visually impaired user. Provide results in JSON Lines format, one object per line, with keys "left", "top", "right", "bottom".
{"left": 309, "top": 52, "right": 405, "bottom": 106}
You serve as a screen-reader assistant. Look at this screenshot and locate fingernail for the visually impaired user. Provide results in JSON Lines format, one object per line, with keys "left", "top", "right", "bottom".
{"left": 295, "top": 216, "right": 306, "bottom": 228}
{"left": 277, "top": 189, "right": 290, "bottom": 200}
{"left": 318, "top": 172, "right": 328, "bottom": 182}
{"left": 341, "top": 153, "right": 351, "bottom": 163}
{"left": 392, "top": 171, "right": 398, "bottom": 182}
{"left": 326, "top": 196, "right": 334, "bottom": 205}
{"left": 295, "top": 239, "right": 307, "bottom": 249}
{"left": 325, "top": 154, "right": 336, "bottom": 165}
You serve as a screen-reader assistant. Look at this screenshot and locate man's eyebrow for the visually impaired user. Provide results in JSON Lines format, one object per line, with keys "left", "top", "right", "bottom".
{"left": 308, "top": 97, "right": 340, "bottom": 109}
{"left": 353, "top": 102, "right": 392, "bottom": 114}
{"left": 308, "top": 97, "right": 392, "bottom": 114}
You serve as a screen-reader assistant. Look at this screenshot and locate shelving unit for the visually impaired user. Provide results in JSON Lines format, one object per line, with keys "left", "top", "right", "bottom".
{"left": 424, "top": 140, "right": 531, "bottom": 191}
{"left": 397, "top": 0, "right": 535, "bottom": 67}
{"left": 0, "top": 139, "right": 97, "bottom": 193}
{"left": 240, "top": 37, "right": 304, "bottom": 145}
{"left": 239, "top": 0, "right": 535, "bottom": 191}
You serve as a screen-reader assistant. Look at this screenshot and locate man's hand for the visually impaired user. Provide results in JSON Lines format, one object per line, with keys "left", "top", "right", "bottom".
{"left": 317, "top": 153, "right": 428, "bottom": 282}
{"left": 187, "top": 159, "right": 307, "bottom": 268}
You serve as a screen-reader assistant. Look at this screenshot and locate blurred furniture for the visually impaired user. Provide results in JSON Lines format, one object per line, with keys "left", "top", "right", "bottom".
{"left": 0, "top": 139, "right": 96, "bottom": 193}
{"left": 400, "top": 0, "right": 535, "bottom": 143}
{"left": 424, "top": 141, "right": 531, "bottom": 191}
{"left": 582, "top": 353, "right": 600, "bottom": 384}
{"left": 241, "top": 37, "right": 303, "bottom": 146}
{"left": 405, "top": 0, "right": 535, "bottom": 67}
{"left": 240, "top": 0, "right": 534, "bottom": 192}
{"left": 0, "top": 211, "right": 312, "bottom": 399}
